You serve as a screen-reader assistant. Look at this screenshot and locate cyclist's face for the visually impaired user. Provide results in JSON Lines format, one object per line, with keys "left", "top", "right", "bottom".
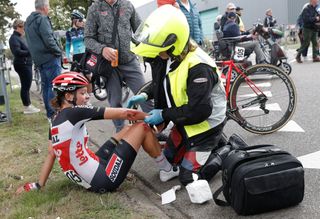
{"left": 76, "top": 87, "right": 90, "bottom": 105}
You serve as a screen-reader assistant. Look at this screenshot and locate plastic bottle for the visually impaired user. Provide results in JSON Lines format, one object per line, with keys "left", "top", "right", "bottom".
{"left": 111, "top": 49, "right": 118, "bottom": 67}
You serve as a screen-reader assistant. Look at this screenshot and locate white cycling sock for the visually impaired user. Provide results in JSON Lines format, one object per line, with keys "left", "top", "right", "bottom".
{"left": 154, "top": 152, "right": 172, "bottom": 172}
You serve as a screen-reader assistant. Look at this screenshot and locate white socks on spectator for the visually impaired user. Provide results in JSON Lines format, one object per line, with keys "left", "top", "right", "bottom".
{"left": 155, "top": 152, "right": 172, "bottom": 172}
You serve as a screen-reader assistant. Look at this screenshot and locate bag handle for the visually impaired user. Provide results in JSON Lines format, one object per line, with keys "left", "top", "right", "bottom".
{"left": 213, "top": 184, "right": 229, "bottom": 206}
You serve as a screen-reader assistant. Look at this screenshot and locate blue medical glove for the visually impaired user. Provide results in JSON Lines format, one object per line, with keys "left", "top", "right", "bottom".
{"left": 126, "top": 93, "right": 148, "bottom": 108}
{"left": 144, "top": 109, "right": 164, "bottom": 125}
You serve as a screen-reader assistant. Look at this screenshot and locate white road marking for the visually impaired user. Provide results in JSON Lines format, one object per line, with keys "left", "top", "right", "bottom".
{"left": 242, "top": 82, "right": 271, "bottom": 88}
{"left": 297, "top": 151, "right": 320, "bottom": 169}
{"left": 278, "top": 120, "right": 305, "bottom": 132}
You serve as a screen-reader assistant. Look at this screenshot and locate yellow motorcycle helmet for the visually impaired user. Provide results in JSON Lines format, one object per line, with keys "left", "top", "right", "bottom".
{"left": 131, "top": 5, "right": 190, "bottom": 58}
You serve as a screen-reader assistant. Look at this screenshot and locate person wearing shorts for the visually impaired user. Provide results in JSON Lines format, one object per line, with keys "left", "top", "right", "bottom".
{"left": 16, "top": 72, "right": 164, "bottom": 194}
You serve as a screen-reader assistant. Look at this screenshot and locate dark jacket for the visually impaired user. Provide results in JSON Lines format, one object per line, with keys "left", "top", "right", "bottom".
{"left": 25, "top": 11, "right": 61, "bottom": 66}
{"left": 222, "top": 20, "right": 240, "bottom": 38}
{"left": 301, "top": 4, "right": 319, "bottom": 31}
{"left": 263, "top": 15, "right": 277, "bottom": 28}
{"left": 84, "top": 0, "right": 141, "bottom": 64}
{"left": 9, "top": 31, "right": 32, "bottom": 65}
{"left": 142, "top": 56, "right": 223, "bottom": 147}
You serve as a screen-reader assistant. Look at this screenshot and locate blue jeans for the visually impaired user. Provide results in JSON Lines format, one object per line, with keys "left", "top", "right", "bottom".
{"left": 38, "top": 57, "right": 61, "bottom": 118}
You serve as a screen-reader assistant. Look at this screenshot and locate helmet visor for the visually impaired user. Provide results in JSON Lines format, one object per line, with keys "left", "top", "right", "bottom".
{"left": 132, "top": 22, "right": 177, "bottom": 49}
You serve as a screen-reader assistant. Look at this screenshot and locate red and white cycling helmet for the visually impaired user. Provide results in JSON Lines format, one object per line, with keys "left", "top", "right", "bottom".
{"left": 53, "top": 72, "right": 89, "bottom": 92}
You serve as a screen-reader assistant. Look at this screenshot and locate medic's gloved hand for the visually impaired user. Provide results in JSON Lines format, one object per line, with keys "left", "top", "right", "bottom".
{"left": 126, "top": 93, "right": 148, "bottom": 108}
{"left": 144, "top": 109, "right": 164, "bottom": 125}
{"left": 23, "top": 182, "right": 41, "bottom": 192}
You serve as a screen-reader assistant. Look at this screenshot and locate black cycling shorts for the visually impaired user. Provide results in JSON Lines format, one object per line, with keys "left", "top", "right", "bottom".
{"left": 89, "top": 138, "right": 137, "bottom": 193}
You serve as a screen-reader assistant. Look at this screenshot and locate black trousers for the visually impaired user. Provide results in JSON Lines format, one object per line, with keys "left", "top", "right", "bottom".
{"left": 13, "top": 63, "right": 33, "bottom": 106}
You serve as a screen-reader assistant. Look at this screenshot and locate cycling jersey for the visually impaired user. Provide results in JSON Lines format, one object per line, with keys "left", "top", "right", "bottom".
{"left": 50, "top": 105, "right": 137, "bottom": 193}
{"left": 65, "top": 27, "right": 85, "bottom": 60}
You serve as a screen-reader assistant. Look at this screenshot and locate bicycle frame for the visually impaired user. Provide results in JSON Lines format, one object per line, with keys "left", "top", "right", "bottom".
{"left": 217, "top": 60, "right": 265, "bottom": 99}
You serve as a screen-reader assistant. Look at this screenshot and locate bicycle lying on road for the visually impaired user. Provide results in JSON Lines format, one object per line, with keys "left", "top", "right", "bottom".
{"left": 137, "top": 37, "right": 297, "bottom": 135}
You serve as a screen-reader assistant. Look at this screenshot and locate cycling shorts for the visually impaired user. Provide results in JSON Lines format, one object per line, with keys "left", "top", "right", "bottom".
{"left": 89, "top": 138, "right": 137, "bottom": 193}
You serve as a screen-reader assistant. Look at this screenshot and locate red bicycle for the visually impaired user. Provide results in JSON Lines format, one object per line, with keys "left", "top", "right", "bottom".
{"left": 137, "top": 38, "right": 297, "bottom": 134}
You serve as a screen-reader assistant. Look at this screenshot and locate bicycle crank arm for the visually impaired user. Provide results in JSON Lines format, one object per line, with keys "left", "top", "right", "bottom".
{"left": 241, "top": 95, "right": 267, "bottom": 109}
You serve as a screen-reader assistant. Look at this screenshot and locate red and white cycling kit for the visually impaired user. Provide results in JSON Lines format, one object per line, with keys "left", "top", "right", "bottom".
{"left": 50, "top": 105, "right": 136, "bottom": 193}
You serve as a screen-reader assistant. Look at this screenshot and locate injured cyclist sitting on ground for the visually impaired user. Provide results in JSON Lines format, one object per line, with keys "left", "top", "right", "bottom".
{"left": 15, "top": 72, "right": 192, "bottom": 194}
{"left": 222, "top": 11, "right": 266, "bottom": 64}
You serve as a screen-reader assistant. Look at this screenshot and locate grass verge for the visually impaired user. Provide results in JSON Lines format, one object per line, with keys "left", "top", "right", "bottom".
{"left": 0, "top": 88, "right": 152, "bottom": 219}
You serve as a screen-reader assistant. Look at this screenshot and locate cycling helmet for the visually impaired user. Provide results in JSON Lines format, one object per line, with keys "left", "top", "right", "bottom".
{"left": 53, "top": 72, "right": 89, "bottom": 92}
{"left": 131, "top": 5, "right": 189, "bottom": 58}
{"left": 71, "top": 9, "right": 85, "bottom": 20}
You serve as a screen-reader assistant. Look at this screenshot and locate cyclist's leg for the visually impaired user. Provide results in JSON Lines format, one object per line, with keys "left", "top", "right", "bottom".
{"left": 106, "top": 68, "right": 124, "bottom": 132}
{"left": 118, "top": 58, "right": 153, "bottom": 113}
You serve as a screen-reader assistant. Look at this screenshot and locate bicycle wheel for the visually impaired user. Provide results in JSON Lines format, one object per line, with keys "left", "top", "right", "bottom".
{"left": 93, "top": 76, "right": 108, "bottom": 101}
{"left": 229, "top": 64, "right": 296, "bottom": 134}
{"left": 278, "top": 61, "right": 292, "bottom": 75}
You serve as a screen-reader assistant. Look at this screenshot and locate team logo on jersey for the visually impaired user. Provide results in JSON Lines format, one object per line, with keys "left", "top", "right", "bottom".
{"left": 76, "top": 141, "right": 88, "bottom": 166}
{"left": 51, "top": 127, "right": 60, "bottom": 143}
{"left": 106, "top": 154, "right": 123, "bottom": 182}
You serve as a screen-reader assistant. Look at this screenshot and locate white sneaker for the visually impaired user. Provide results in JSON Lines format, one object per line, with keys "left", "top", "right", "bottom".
{"left": 159, "top": 166, "right": 180, "bottom": 182}
{"left": 23, "top": 105, "right": 40, "bottom": 114}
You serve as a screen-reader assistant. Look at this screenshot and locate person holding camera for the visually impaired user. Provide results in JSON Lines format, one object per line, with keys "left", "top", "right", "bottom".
{"left": 296, "top": 0, "right": 320, "bottom": 63}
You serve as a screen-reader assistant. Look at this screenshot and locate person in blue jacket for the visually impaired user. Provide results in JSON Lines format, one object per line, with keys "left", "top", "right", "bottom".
{"left": 65, "top": 10, "right": 86, "bottom": 63}
{"left": 176, "top": 0, "right": 204, "bottom": 46}
{"left": 9, "top": 19, "right": 40, "bottom": 114}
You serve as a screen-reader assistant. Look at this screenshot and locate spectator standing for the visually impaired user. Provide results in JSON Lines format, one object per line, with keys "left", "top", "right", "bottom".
{"left": 264, "top": 9, "right": 277, "bottom": 28}
{"left": 297, "top": 3, "right": 310, "bottom": 58}
{"left": 9, "top": 19, "right": 40, "bottom": 114}
{"left": 65, "top": 10, "right": 86, "bottom": 63}
{"left": 176, "top": 0, "right": 204, "bottom": 46}
{"left": 235, "top": 6, "right": 246, "bottom": 33}
{"left": 25, "top": 0, "right": 62, "bottom": 119}
{"left": 84, "top": 0, "right": 152, "bottom": 132}
{"left": 296, "top": 0, "right": 320, "bottom": 63}
{"left": 220, "top": 2, "right": 237, "bottom": 31}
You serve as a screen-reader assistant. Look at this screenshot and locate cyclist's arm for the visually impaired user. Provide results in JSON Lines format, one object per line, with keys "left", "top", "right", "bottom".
{"left": 162, "top": 64, "right": 219, "bottom": 126}
{"left": 38, "top": 140, "right": 56, "bottom": 187}
{"left": 104, "top": 108, "right": 147, "bottom": 121}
